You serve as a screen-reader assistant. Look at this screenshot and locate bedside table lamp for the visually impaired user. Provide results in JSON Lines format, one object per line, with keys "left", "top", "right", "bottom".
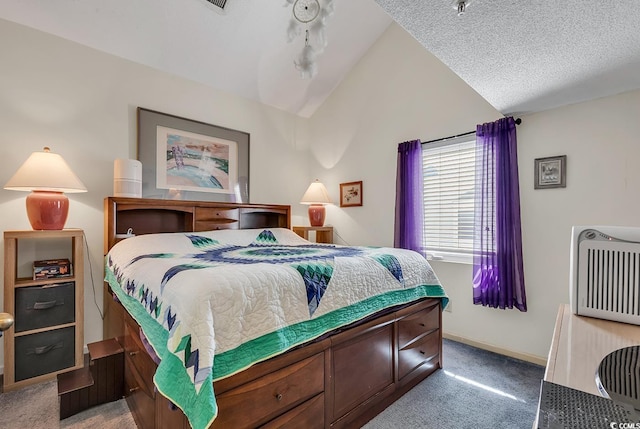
{"left": 4, "top": 147, "right": 87, "bottom": 230}
{"left": 300, "top": 179, "right": 332, "bottom": 227}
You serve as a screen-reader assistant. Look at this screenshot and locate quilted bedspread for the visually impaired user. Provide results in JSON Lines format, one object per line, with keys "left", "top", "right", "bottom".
{"left": 105, "top": 228, "right": 447, "bottom": 429}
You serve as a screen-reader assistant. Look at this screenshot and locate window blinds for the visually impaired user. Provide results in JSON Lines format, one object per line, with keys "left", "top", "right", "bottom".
{"left": 422, "top": 138, "right": 476, "bottom": 256}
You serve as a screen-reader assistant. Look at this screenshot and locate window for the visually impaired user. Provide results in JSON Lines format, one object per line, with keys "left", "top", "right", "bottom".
{"left": 422, "top": 136, "right": 476, "bottom": 263}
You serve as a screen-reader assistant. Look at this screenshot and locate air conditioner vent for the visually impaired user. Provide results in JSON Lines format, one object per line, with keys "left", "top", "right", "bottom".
{"left": 206, "top": 0, "right": 227, "bottom": 8}
{"left": 199, "top": 0, "right": 230, "bottom": 13}
{"left": 571, "top": 226, "right": 640, "bottom": 325}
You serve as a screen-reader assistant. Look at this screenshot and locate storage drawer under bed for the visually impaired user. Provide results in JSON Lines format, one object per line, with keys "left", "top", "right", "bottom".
{"left": 398, "top": 329, "right": 440, "bottom": 380}
{"left": 123, "top": 312, "right": 157, "bottom": 399}
{"left": 212, "top": 352, "right": 325, "bottom": 428}
{"left": 397, "top": 301, "right": 440, "bottom": 349}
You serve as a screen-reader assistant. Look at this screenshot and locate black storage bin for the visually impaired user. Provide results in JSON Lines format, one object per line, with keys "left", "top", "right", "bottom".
{"left": 15, "top": 326, "right": 75, "bottom": 381}
{"left": 14, "top": 282, "right": 75, "bottom": 332}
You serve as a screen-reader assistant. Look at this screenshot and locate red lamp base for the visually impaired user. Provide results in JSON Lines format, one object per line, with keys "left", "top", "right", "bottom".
{"left": 26, "top": 191, "right": 69, "bottom": 230}
{"left": 308, "top": 205, "right": 326, "bottom": 227}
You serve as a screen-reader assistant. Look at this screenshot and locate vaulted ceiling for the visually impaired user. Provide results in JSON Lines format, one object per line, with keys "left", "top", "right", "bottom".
{"left": 1, "top": 0, "right": 639, "bottom": 118}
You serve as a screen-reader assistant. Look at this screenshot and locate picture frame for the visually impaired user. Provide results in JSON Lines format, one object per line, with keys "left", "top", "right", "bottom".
{"left": 534, "top": 155, "right": 566, "bottom": 189}
{"left": 340, "top": 181, "right": 363, "bottom": 207}
{"left": 137, "top": 107, "right": 250, "bottom": 202}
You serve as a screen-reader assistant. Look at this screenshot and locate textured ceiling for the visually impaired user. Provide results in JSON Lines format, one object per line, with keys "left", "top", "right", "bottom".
{"left": 1, "top": 0, "right": 639, "bottom": 117}
{"left": 376, "top": 0, "right": 640, "bottom": 114}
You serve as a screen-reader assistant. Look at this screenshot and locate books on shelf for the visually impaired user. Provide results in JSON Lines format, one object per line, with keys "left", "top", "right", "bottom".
{"left": 33, "top": 258, "right": 72, "bottom": 280}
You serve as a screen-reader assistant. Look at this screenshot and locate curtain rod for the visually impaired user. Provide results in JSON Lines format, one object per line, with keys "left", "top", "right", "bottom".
{"left": 422, "top": 117, "right": 522, "bottom": 145}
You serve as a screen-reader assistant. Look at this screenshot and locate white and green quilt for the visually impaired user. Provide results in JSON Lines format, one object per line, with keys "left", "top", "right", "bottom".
{"left": 104, "top": 228, "right": 447, "bottom": 429}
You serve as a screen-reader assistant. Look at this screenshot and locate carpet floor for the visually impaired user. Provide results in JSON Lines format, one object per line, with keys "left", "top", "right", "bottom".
{"left": 0, "top": 339, "right": 544, "bottom": 429}
{"left": 364, "top": 339, "right": 545, "bottom": 429}
{"left": 0, "top": 379, "right": 135, "bottom": 429}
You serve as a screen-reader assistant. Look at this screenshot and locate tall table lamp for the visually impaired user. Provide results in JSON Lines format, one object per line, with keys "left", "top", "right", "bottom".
{"left": 300, "top": 179, "right": 332, "bottom": 227}
{"left": 4, "top": 147, "right": 87, "bottom": 230}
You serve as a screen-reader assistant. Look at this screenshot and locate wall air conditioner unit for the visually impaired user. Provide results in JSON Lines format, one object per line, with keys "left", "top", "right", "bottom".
{"left": 570, "top": 225, "right": 640, "bottom": 325}
{"left": 199, "top": 0, "right": 232, "bottom": 14}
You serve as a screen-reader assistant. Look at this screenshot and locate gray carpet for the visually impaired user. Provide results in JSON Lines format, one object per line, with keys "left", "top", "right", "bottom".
{"left": 364, "top": 338, "right": 545, "bottom": 429}
{"left": 0, "top": 380, "right": 136, "bottom": 429}
{"left": 0, "top": 339, "right": 544, "bottom": 429}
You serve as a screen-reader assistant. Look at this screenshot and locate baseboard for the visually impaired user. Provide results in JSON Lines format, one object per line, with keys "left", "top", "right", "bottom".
{"left": 443, "top": 332, "right": 547, "bottom": 367}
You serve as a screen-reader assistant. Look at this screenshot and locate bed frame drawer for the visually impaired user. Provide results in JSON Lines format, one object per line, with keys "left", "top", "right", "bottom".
{"left": 398, "top": 329, "right": 440, "bottom": 380}
{"left": 212, "top": 352, "right": 324, "bottom": 428}
{"left": 331, "top": 322, "right": 394, "bottom": 421}
{"left": 397, "top": 301, "right": 440, "bottom": 349}
{"left": 125, "top": 362, "right": 156, "bottom": 429}
{"left": 194, "top": 221, "right": 239, "bottom": 231}
{"left": 124, "top": 316, "right": 156, "bottom": 399}
{"left": 194, "top": 207, "right": 240, "bottom": 231}
{"left": 260, "top": 392, "right": 324, "bottom": 429}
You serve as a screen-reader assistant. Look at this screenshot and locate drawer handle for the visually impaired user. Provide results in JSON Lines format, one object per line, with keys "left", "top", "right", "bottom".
{"left": 32, "top": 300, "right": 59, "bottom": 310}
{"left": 129, "top": 351, "right": 139, "bottom": 357}
{"left": 26, "top": 342, "right": 63, "bottom": 355}
{"left": 129, "top": 386, "right": 140, "bottom": 393}
{"left": 418, "top": 323, "right": 426, "bottom": 327}
{"left": 419, "top": 350, "right": 425, "bottom": 355}
{"left": 36, "top": 345, "right": 54, "bottom": 355}
{"left": 275, "top": 393, "right": 283, "bottom": 401}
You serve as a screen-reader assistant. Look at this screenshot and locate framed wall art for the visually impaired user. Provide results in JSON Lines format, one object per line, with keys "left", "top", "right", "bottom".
{"left": 534, "top": 155, "right": 566, "bottom": 189}
{"left": 137, "top": 107, "right": 250, "bottom": 202}
{"left": 340, "top": 181, "right": 363, "bottom": 207}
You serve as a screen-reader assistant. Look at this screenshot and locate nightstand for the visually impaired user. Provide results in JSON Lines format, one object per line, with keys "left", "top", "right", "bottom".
{"left": 293, "top": 226, "right": 333, "bottom": 244}
{"left": 3, "top": 229, "right": 84, "bottom": 391}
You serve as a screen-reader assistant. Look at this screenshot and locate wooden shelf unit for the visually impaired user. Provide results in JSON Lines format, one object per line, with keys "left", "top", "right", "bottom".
{"left": 293, "top": 226, "right": 334, "bottom": 244}
{"left": 3, "top": 229, "right": 84, "bottom": 391}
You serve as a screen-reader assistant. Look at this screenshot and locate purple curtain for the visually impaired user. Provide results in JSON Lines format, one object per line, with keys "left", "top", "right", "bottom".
{"left": 473, "top": 117, "right": 526, "bottom": 311}
{"left": 394, "top": 140, "right": 424, "bottom": 254}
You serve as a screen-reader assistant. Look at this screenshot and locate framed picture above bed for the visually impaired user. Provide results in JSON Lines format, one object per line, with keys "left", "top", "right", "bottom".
{"left": 137, "top": 107, "right": 250, "bottom": 202}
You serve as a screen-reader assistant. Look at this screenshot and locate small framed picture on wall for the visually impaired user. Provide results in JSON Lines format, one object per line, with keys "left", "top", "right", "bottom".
{"left": 534, "top": 155, "right": 566, "bottom": 189}
{"left": 340, "top": 181, "right": 363, "bottom": 207}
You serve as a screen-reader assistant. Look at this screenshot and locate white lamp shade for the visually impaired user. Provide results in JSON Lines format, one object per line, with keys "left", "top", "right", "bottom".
{"left": 300, "top": 180, "right": 331, "bottom": 205}
{"left": 4, "top": 147, "right": 87, "bottom": 193}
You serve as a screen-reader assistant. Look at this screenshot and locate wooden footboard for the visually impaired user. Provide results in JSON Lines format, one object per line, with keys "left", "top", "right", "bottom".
{"left": 104, "top": 285, "right": 442, "bottom": 429}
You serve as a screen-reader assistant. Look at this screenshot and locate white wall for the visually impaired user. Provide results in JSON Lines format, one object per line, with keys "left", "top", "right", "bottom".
{"left": 0, "top": 19, "right": 310, "bottom": 372}
{"left": 309, "top": 22, "right": 640, "bottom": 361}
{"left": 437, "top": 89, "right": 640, "bottom": 362}
{"left": 307, "top": 23, "right": 501, "bottom": 246}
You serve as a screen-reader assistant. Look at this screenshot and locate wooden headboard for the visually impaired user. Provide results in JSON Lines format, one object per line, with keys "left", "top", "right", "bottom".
{"left": 103, "top": 197, "right": 291, "bottom": 254}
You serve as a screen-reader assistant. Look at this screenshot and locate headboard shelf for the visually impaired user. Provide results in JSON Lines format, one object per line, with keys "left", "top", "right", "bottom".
{"left": 104, "top": 197, "right": 291, "bottom": 253}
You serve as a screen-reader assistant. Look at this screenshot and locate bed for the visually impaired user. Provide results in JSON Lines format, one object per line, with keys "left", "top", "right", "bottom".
{"left": 102, "top": 197, "right": 448, "bottom": 429}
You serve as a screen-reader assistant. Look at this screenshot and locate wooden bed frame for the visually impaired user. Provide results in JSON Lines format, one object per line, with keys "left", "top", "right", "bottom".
{"left": 103, "top": 196, "right": 443, "bottom": 429}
